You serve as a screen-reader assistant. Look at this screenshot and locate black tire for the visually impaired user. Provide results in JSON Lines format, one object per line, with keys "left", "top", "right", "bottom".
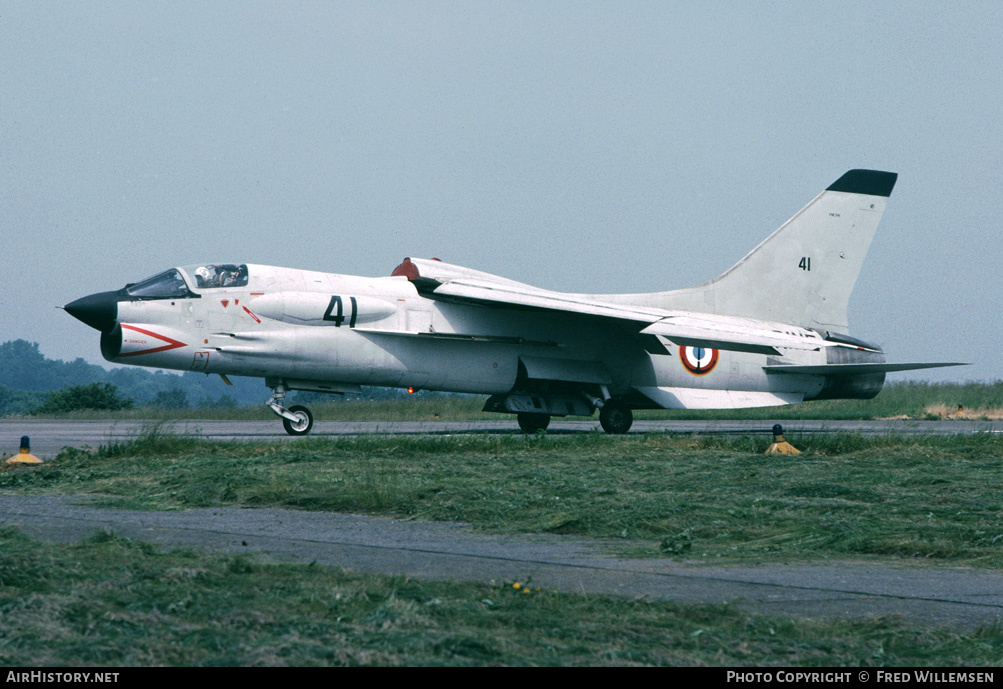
{"left": 517, "top": 412, "right": 551, "bottom": 434}
{"left": 599, "top": 400, "right": 633, "bottom": 434}
{"left": 282, "top": 405, "right": 314, "bottom": 436}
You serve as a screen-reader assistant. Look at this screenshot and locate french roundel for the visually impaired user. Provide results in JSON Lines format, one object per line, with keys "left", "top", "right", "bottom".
{"left": 679, "top": 346, "right": 719, "bottom": 375}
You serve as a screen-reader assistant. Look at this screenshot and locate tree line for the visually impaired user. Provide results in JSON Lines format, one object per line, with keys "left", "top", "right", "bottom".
{"left": 0, "top": 339, "right": 423, "bottom": 416}
{"left": 0, "top": 339, "right": 262, "bottom": 415}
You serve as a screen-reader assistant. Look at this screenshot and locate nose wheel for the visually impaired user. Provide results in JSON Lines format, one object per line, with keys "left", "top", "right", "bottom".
{"left": 282, "top": 405, "right": 314, "bottom": 436}
{"left": 267, "top": 384, "right": 315, "bottom": 436}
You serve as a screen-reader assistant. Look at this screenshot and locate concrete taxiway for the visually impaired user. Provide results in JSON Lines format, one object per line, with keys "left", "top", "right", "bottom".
{"left": 2, "top": 417, "right": 1001, "bottom": 459}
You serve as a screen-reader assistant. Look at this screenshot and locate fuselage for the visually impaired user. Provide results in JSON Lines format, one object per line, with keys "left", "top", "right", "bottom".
{"left": 67, "top": 262, "right": 885, "bottom": 412}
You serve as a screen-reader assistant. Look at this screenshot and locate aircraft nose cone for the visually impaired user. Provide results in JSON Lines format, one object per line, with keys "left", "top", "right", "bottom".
{"left": 64, "top": 291, "right": 119, "bottom": 332}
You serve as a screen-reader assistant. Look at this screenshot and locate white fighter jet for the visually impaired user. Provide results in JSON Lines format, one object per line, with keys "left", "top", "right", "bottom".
{"left": 65, "top": 169, "right": 963, "bottom": 435}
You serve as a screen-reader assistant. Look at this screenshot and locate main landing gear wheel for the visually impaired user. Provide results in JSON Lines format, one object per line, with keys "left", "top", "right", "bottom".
{"left": 282, "top": 405, "right": 314, "bottom": 436}
{"left": 517, "top": 412, "right": 551, "bottom": 434}
{"left": 599, "top": 399, "right": 633, "bottom": 434}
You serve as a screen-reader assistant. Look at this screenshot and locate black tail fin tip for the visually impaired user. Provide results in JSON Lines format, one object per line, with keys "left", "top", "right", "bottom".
{"left": 826, "top": 169, "right": 898, "bottom": 197}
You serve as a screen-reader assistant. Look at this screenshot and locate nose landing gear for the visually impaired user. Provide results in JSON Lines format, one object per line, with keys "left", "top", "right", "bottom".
{"left": 266, "top": 384, "right": 314, "bottom": 436}
{"left": 281, "top": 405, "right": 314, "bottom": 436}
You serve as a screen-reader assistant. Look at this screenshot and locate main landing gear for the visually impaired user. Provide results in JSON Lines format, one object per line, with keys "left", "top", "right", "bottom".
{"left": 267, "top": 384, "right": 314, "bottom": 436}
{"left": 513, "top": 398, "right": 634, "bottom": 434}
{"left": 517, "top": 412, "right": 551, "bottom": 434}
{"left": 599, "top": 398, "right": 633, "bottom": 434}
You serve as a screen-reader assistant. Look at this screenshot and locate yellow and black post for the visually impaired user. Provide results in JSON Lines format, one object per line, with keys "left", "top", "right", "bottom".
{"left": 5, "top": 436, "right": 43, "bottom": 465}
{"left": 765, "top": 424, "right": 800, "bottom": 455}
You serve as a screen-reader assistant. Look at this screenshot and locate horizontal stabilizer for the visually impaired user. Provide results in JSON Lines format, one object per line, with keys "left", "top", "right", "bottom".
{"left": 765, "top": 362, "right": 968, "bottom": 375}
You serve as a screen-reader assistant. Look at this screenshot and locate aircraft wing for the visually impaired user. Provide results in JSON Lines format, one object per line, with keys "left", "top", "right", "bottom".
{"left": 393, "top": 258, "right": 825, "bottom": 355}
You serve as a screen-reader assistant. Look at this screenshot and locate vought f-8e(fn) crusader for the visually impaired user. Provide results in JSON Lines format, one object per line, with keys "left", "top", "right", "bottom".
{"left": 65, "top": 170, "right": 964, "bottom": 435}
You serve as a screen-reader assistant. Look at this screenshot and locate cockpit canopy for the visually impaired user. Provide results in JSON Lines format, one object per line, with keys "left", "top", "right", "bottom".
{"left": 126, "top": 269, "right": 190, "bottom": 299}
{"left": 124, "top": 264, "right": 249, "bottom": 299}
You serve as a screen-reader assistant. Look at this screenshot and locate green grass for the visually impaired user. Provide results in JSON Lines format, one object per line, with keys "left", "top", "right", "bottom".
{"left": 4, "top": 431, "right": 1003, "bottom": 566}
{"left": 1, "top": 529, "right": 1000, "bottom": 666}
{"left": 4, "top": 429, "right": 1003, "bottom": 666}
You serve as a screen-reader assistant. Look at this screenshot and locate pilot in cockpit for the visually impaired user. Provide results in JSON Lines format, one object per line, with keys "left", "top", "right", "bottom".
{"left": 195, "top": 266, "right": 214, "bottom": 288}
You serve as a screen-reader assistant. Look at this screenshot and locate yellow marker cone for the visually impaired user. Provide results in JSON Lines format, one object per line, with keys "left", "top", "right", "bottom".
{"left": 765, "top": 424, "right": 800, "bottom": 455}
{"left": 5, "top": 436, "right": 43, "bottom": 465}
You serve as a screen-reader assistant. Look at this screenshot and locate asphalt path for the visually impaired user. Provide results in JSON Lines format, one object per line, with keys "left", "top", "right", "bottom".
{"left": 3, "top": 417, "right": 1002, "bottom": 629}
{"left": 3, "top": 417, "right": 1002, "bottom": 459}
{"left": 2, "top": 494, "right": 1001, "bottom": 629}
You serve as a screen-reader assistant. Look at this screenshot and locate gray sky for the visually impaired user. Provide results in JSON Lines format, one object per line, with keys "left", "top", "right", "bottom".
{"left": 2, "top": 1, "right": 1000, "bottom": 382}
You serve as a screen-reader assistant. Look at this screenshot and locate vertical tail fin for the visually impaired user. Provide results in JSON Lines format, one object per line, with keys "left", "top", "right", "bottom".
{"left": 657, "top": 169, "right": 897, "bottom": 332}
